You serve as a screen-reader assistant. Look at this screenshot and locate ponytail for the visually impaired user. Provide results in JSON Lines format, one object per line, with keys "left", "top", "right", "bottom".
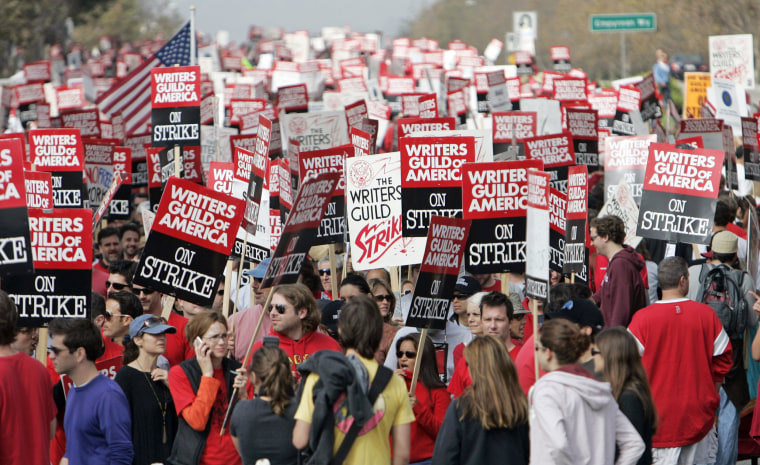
{"left": 122, "top": 338, "right": 139, "bottom": 365}
{"left": 251, "top": 346, "right": 295, "bottom": 415}
{"left": 539, "top": 319, "right": 590, "bottom": 365}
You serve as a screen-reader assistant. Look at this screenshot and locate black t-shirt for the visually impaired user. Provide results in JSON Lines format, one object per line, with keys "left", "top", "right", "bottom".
{"left": 619, "top": 389, "right": 653, "bottom": 465}
{"left": 230, "top": 396, "right": 298, "bottom": 465}
{"left": 115, "top": 365, "right": 178, "bottom": 465}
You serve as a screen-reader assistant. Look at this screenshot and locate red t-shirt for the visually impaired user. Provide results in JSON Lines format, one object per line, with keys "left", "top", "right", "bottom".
{"left": 251, "top": 329, "right": 341, "bottom": 379}
{"left": 481, "top": 279, "right": 502, "bottom": 293}
{"left": 0, "top": 353, "right": 57, "bottom": 465}
{"left": 92, "top": 260, "right": 109, "bottom": 296}
{"left": 515, "top": 334, "right": 548, "bottom": 397}
{"left": 170, "top": 366, "right": 242, "bottom": 465}
{"left": 448, "top": 339, "right": 522, "bottom": 397}
{"left": 398, "top": 370, "right": 451, "bottom": 463}
{"left": 165, "top": 312, "right": 194, "bottom": 366}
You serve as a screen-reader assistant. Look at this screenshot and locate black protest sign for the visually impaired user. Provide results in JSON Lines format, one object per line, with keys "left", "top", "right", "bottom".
{"left": 525, "top": 170, "right": 551, "bottom": 300}
{"left": 566, "top": 108, "right": 599, "bottom": 170}
{"left": 549, "top": 187, "right": 566, "bottom": 273}
{"left": 4, "top": 208, "right": 92, "bottom": 326}
{"left": 634, "top": 74, "right": 662, "bottom": 122}
{"left": 400, "top": 135, "right": 475, "bottom": 237}
{"left": 462, "top": 160, "right": 542, "bottom": 274}
{"left": 406, "top": 216, "right": 471, "bottom": 330}
{"left": 564, "top": 165, "right": 588, "bottom": 275}
{"left": 299, "top": 144, "right": 352, "bottom": 244}
{"left": 261, "top": 171, "right": 340, "bottom": 289}
{"left": 637, "top": 143, "right": 724, "bottom": 245}
{"left": 134, "top": 177, "right": 245, "bottom": 306}
{"left": 0, "top": 138, "right": 33, "bottom": 277}
{"left": 28, "top": 129, "right": 85, "bottom": 208}
{"left": 151, "top": 66, "right": 201, "bottom": 148}
{"left": 109, "top": 146, "right": 132, "bottom": 220}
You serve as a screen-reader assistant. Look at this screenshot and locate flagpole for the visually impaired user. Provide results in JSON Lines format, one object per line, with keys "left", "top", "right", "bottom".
{"left": 190, "top": 6, "right": 197, "bottom": 66}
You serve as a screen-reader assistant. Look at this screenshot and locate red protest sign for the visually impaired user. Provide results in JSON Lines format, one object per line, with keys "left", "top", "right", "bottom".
{"left": 150, "top": 66, "right": 201, "bottom": 109}
{"left": 61, "top": 109, "right": 101, "bottom": 139}
{"left": 28, "top": 208, "right": 93, "bottom": 270}
{"left": 350, "top": 127, "right": 371, "bottom": 158}
{"left": 28, "top": 129, "right": 84, "bottom": 172}
{"left": 0, "top": 139, "right": 26, "bottom": 210}
{"left": 462, "top": 160, "right": 542, "bottom": 220}
{"left": 345, "top": 99, "right": 368, "bottom": 131}
{"left": 397, "top": 117, "right": 456, "bottom": 139}
{"left": 524, "top": 132, "right": 575, "bottom": 168}
{"left": 299, "top": 145, "right": 351, "bottom": 195}
{"left": 277, "top": 84, "right": 308, "bottom": 113}
{"left": 208, "top": 162, "right": 235, "bottom": 195}
{"left": 553, "top": 77, "right": 587, "bottom": 102}
{"left": 230, "top": 99, "right": 266, "bottom": 126}
{"left": 24, "top": 170, "right": 53, "bottom": 209}
{"left": 492, "top": 112, "right": 537, "bottom": 142}
{"left": 418, "top": 93, "right": 439, "bottom": 118}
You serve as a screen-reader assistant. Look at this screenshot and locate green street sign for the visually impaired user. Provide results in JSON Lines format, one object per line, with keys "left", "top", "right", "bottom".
{"left": 590, "top": 13, "right": 657, "bottom": 32}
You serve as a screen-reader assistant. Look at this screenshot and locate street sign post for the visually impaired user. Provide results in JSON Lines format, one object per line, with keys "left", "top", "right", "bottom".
{"left": 590, "top": 13, "right": 657, "bottom": 77}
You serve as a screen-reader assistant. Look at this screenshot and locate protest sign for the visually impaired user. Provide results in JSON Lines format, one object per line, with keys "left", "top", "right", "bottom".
{"left": 400, "top": 135, "right": 475, "bottom": 237}
{"left": 462, "top": 160, "right": 542, "bottom": 274}
{"left": 683, "top": 73, "right": 711, "bottom": 119}
{"left": 92, "top": 171, "right": 124, "bottom": 227}
{"left": 345, "top": 152, "right": 425, "bottom": 271}
{"left": 564, "top": 165, "right": 588, "bottom": 275}
{"left": 299, "top": 144, "right": 352, "bottom": 244}
{"left": 742, "top": 117, "right": 760, "bottom": 180}
{"left": 276, "top": 83, "right": 309, "bottom": 113}
{"left": 551, "top": 46, "right": 572, "bottom": 73}
{"left": 61, "top": 109, "right": 101, "bottom": 139}
{"left": 83, "top": 140, "right": 115, "bottom": 213}
{"left": 261, "top": 171, "right": 339, "bottom": 288}
{"left": 553, "top": 77, "right": 587, "bottom": 102}
{"left": 588, "top": 88, "right": 618, "bottom": 131}
{"left": 350, "top": 127, "right": 372, "bottom": 157}
{"left": 5, "top": 208, "right": 92, "bottom": 326}
{"left": 566, "top": 108, "right": 599, "bottom": 170}
{"left": 492, "top": 111, "right": 537, "bottom": 156}
{"left": 486, "top": 71, "right": 511, "bottom": 112}
{"left": 134, "top": 177, "right": 245, "bottom": 306}
{"left": 24, "top": 61, "right": 51, "bottom": 83}
{"left": 397, "top": 117, "right": 456, "bottom": 139}
{"left": 709, "top": 34, "right": 755, "bottom": 89}
{"left": 634, "top": 73, "right": 662, "bottom": 122}
{"left": 0, "top": 139, "right": 33, "bottom": 277}
{"left": 28, "top": 129, "right": 85, "bottom": 209}
{"left": 549, "top": 187, "right": 566, "bottom": 274}
{"left": 405, "top": 216, "right": 471, "bottom": 330}
{"left": 208, "top": 162, "right": 234, "bottom": 195}
{"left": 599, "top": 181, "right": 642, "bottom": 248}
{"left": 637, "top": 143, "right": 723, "bottom": 245}
{"left": 345, "top": 99, "right": 368, "bottom": 131}
{"left": 679, "top": 118, "right": 724, "bottom": 151}
{"left": 523, "top": 132, "right": 575, "bottom": 193}
{"left": 229, "top": 99, "right": 266, "bottom": 126}
{"left": 109, "top": 146, "right": 132, "bottom": 220}
{"left": 229, "top": 144, "right": 269, "bottom": 264}
{"left": 604, "top": 135, "right": 655, "bottom": 206}
{"left": 281, "top": 111, "right": 349, "bottom": 152}
{"left": 24, "top": 170, "right": 53, "bottom": 210}
{"left": 611, "top": 86, "right": 640, "bottom": 136}
{"left": 525, "top": 170, "right": 551, "bottom": 300}
{"left": 418, "top": 93, "right": 439, "bottom": 118}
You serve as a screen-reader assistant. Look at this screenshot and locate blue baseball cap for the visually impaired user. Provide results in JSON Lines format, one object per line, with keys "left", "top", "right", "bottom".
{"left": 243, "top": 257, "right": 271, "bottom": 279}
{"left": 129, "top": 314, "right": 176, "bottom": 339}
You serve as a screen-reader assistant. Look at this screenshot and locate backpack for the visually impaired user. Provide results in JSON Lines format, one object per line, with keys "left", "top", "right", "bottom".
{"left": 697, "top": 264, "right": 749, "bottom": 340}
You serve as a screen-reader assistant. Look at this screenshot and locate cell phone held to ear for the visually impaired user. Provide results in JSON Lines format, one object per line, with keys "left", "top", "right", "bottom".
{"left": 194, "top": 336, "right": 203, "bottom": 350}
{"left": 263, "top": 336, "right": 279, "bottom": 348}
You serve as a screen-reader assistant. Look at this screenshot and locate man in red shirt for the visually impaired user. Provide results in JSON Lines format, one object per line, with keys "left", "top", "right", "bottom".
{"left": 629, "top": 256, "right": 732, "bottom": 463}
{"left": 251, "top": 283, "right": 340, "bottom": 376}
{"left": 92, "top": 227, "right": 123, "bottom": 295}
{"left": 0, "top": 290, "right": 57, "bottom": 465}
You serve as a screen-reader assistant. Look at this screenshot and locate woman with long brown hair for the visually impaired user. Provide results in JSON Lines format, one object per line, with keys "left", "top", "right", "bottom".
{"left": 594, "top": 327, "right": 657, "bottom": 465}
{"left": 230, "top": 345, "right": 298, "bottom": 465}
{"left": 531, "top": 318, "right": 645, "bottom": 465}
{"left": 432, "top": 336, "right": 529, "bottom": 465}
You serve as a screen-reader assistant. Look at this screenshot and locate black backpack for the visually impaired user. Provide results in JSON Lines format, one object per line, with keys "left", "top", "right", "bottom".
{"left": 697, "top": 264, "right": 749, "bottom": 339}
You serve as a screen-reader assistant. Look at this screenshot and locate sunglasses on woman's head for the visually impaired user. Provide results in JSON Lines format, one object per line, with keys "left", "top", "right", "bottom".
{"left": 137, "top": 317, "right": 164, "bottom": 336}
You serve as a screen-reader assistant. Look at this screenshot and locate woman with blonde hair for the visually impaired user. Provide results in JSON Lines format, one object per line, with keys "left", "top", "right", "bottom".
{"left": 231, "top": 345, "right": 298, "bottom": 465}
{"left": 531, "top": 318, "right": 645, "bottom": 465}
{"left": 432, "top": 336, "right": 529, "bottom": 465}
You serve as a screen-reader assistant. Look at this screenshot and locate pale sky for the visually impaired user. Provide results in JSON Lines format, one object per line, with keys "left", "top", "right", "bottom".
{"left": 171, "top": 0, "right": 430, "bottom": 45}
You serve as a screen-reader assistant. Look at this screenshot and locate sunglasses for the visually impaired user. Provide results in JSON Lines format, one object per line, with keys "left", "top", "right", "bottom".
{"left": 397, "top": 350, "right": 417, "bottom": 359}
{"left": 319, "top": 269, "right": 331, "bottom": 276}
{"left": 105, "top": 311, "right": 129, "bottom": 322}
{"left": 137, "top": 316, "right": 164, "bottom": 336}
{"left": 47, "top": 346, "right": 70, "bottom": 356}
{"left": 267, "top": 303, "right": 288, "bottom": 314}
{"left": 452, "top": 294, "right": 469, "bottom": 300}
{"left": 216, "top": 289, "right": 224, "bottom": 296}
{"left": 133, "top": 287, "right": 155, "bottom": 296}
{"left": 106, "top": 281, "right": 130, "bottom": 291}
{"left": 374, "top": 294, "right": 392, "bottom": 302}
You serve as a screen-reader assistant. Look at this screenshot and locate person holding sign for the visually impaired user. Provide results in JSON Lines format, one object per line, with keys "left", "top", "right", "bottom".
{"left": 251, "top": 284, "right": 341, "bottom": 378}
{"left": 590, "top": 215, "right": 647, "bottom": 327}
{"left": 167, "top": 311, "right": 248, "bottom": 465}
{"left": 393, "top": 333, "right": 451, "bottom": 465}
{"left": 0, "top": 291, "right": 57, "bottom": 465}
{"left": 48, "top": 318, "right": 134, "bottom": 465}
{"left": 115, "top": 314, "right": 178, "bottom": 465}
{"left": 530, "top": 318, "right": 645, "bottom": 465}
{"left": 432, "top": 336, "right": 530, "bottom": 465}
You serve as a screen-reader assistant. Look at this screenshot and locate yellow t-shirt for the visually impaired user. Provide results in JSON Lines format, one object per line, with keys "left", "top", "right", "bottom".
{"left": 294, "top": 355, "right": 415, "bottom": 464}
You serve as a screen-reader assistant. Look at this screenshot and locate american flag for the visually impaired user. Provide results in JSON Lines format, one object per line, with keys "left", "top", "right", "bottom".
{"left": 97, "top": 21, "right": 193, "bottom": 136}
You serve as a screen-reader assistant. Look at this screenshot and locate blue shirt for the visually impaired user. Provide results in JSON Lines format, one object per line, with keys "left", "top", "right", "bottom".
{"left": 653, "top": 61, "right": 670, "bottom": 85}
{"left": 64, "top": 374, "right": 134, "bottom": 465}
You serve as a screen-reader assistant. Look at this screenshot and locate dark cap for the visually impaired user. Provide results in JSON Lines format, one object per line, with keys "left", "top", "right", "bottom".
{"left": 320, "top": 299, "right": 343, "bottom": 334}
{"left": 545, "top": 298, "right": 604, "bottom": 330}
{"left": 453, "top": 276, "right": 481, "bottom": 297}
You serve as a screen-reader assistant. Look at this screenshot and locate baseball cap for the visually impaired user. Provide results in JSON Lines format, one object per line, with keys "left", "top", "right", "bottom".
{"left": 453, "top": 276, "right": 481, "bottom": 297}
{"left": 701, "top": 231, "right": 738, "bottom": 258}
{"left": 320, "top": 299, "right": 343, "bottom": 335}
{"left": 545, "top": 298, "right": 604, "bottom": 330}
{"left": 129, "top": 314, "right": 176, "bottom": 339}
{"left": 243, "top": 257, "right": 272, "bottom": 279}
{"left": 509, "top": 293, "right": 529, "bottom": 315}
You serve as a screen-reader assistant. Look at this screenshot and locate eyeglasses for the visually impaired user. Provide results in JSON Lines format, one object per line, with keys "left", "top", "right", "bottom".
{"left": 133, "top": 287, "right": 155, "bottom": 296}
{"left": 268, "top": 303, "right": 288, "bottom": 314}
{"left": 374, "top": 294, "right": 392, "bottom": 302}
{"left": 47, "top": 346, "right": 71, "bottom": 356}
{"left": 105, "top": 311, "right": 129, "bottom": 322}
{"left": 106, "top": 281, "right": 130, "bottom": 291}
{"left": 319, "top": 269, "right": 331, "bottom": 276}
{"left": 591, "top": 348, "right": 601, "bottom": 356}
{"left": 203, "top": 333, "right": 228, "bottom": 343}
{"left": 137, "top": 317, "right": 163, "bottom": 336}
{"left": 397, "top": 350, "right": 417, "bottom": 359}
{"left": 452, "top": 294, "right": 469, "bottom": 300}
